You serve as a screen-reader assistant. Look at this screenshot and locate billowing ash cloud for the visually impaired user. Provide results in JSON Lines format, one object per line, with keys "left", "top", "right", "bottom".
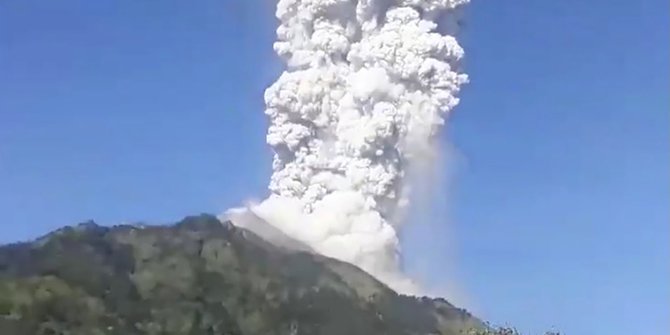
{"left": 235, "top": 0, "right": 468, "bottom": 294}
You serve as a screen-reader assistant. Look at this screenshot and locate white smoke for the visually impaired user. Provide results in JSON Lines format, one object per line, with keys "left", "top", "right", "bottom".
{"left": 234, "top": 0, "right": 468, "bottom": 294}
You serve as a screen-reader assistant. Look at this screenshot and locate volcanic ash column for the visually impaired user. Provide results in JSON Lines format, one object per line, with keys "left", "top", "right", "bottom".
{"left": 247, "top": 0, "right": 469, "bottom": 293}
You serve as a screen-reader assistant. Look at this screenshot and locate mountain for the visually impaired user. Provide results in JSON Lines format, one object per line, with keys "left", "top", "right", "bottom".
{"left": 0, "top": 214, "right": 482, "bottom": 335}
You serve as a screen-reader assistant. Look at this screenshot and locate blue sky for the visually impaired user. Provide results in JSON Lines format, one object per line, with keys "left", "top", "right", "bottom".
{"left": 1, "top": 1, "right": 668, "bottom": 334}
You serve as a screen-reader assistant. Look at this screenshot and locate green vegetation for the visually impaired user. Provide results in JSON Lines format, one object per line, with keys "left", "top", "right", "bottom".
{"left": 0, "top": 214, "right": 482, "bottom": 335}
{"left": 466, "top": 325, "right": 560, "bottom": 335}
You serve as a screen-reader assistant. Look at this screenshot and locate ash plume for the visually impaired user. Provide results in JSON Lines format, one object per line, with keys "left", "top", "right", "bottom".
{"left": 232, "top": 0, "right": 469, "bottom": 294}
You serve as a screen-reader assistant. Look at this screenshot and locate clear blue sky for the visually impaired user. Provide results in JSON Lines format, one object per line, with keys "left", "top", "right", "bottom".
{"left": 1, "top": 1, "right": 668, "bottom": 334}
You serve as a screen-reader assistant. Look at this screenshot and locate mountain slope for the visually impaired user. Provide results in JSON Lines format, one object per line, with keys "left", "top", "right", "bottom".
{"left": 0, "top": 214, "right": 481, "bottom": 335}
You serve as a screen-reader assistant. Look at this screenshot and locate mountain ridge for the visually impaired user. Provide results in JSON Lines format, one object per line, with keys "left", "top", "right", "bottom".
{"left": 0, "top": 214, "right": 482, "bottom": 335}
